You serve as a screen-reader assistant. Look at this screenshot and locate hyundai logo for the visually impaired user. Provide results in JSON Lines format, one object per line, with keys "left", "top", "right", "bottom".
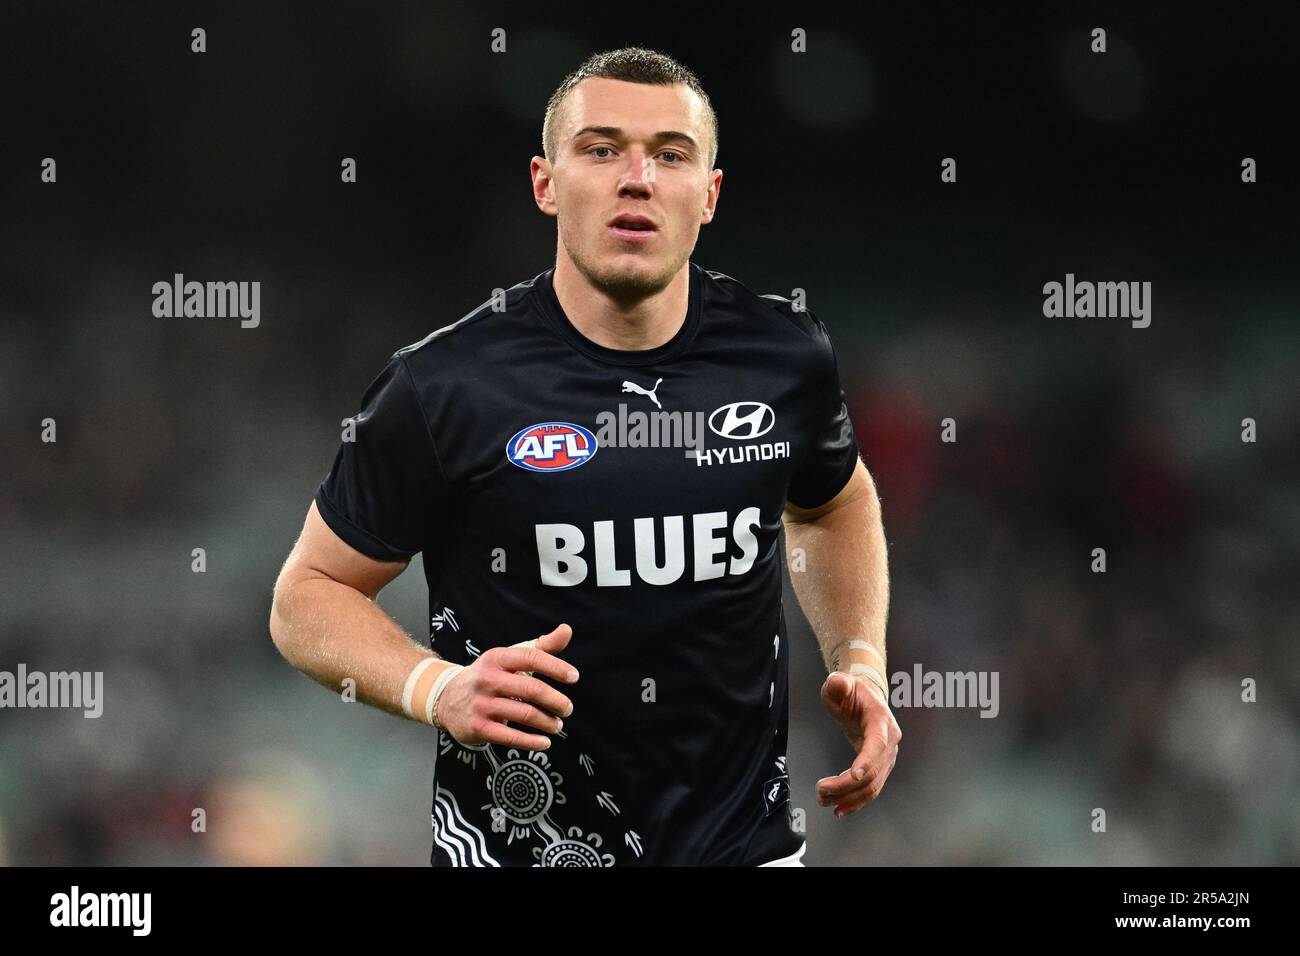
{"left": 708, "top": 402, "right": 775, "bottom": 440}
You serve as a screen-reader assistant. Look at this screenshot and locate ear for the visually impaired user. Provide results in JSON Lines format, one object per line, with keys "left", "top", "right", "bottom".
{"left": 531, "top": 156, "right": 557, "bottom": 217}
{"left": 700, "top": 167, "right": 723, "bottom": 225}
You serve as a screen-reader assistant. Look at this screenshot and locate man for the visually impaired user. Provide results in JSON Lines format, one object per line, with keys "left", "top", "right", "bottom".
{"left": 269, "top": 46, "right": 898, "bottom": 867}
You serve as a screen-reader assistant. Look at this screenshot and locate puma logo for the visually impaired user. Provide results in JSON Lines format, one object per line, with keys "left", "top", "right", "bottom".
{"left": 621, "top": 377, "right": 663, "bottom": 409}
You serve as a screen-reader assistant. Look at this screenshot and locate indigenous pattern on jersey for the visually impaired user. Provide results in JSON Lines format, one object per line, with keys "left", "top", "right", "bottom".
{"left": 315, "top": 261, "right": 861, "bottom": 866}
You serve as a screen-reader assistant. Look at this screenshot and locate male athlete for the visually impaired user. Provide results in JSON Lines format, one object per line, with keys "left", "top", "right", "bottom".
{"left": 269, "top": 47, "right": 898, "bottom": 867}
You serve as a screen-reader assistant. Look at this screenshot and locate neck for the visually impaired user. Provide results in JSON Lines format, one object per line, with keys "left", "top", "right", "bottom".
{"left": 551, "top": 249, "right": 690, "bottom": 352}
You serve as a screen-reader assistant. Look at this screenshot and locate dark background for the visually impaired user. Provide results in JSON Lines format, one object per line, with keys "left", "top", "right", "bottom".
{"left": 1, "top": 1, "right": 1296, "bottom": 864}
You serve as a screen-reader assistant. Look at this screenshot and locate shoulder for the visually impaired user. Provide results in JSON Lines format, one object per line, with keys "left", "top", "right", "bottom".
{"left": 393, "top": 271, "right": 547, "bottom": 380}
{"left": 700, "top": 265, "right": 838, "bottom": 366}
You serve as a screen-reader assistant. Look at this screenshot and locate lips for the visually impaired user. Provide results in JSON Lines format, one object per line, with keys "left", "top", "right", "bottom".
{"left": 608, "top": 213, "right": 657, "bottom": 232}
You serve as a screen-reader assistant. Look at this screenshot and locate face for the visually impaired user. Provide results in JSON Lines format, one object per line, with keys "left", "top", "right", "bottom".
{"left": 532, "top": 77, "right": 722, "bottom": 303}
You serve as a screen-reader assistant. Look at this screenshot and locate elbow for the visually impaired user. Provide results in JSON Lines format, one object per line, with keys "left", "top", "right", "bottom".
{"left": 268, "top": 578, "right": 300, "bottom": 664}
{"left": 268, "top": 592, "right": 288, "bottom": 658}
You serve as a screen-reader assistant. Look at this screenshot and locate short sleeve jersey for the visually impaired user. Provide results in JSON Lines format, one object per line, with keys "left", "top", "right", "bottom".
{"left": 315, "top": 260, "right": 861, "bottom": 866}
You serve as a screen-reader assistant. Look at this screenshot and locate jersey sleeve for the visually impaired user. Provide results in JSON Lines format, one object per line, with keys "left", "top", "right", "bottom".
{"left": 314, "top": 352, "right": 448, "bottom": 561}
{"left": 786, "top": 314, "right": 861, "bottom": 510}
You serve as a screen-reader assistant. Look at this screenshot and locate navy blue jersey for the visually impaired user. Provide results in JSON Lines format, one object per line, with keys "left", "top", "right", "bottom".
{"left": 315, "top": 260, "right": 860, "bottom": 866}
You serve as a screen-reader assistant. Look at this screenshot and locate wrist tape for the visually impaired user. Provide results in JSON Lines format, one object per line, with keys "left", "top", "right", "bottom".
{"left": 829, "top": 639, "right": 889, "bottom": 704}
{"left": 400, "top": 656, "right": 464, "bottom": 729}
{"left": 401, "top": 636, "right": 546, "bottom": 732}
{"left": 425, "top": 662, "right": 464, "bottom": 730}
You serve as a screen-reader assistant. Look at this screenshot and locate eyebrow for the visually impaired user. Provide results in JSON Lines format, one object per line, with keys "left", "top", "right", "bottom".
{"left": 571, "top": 126, "right": 700, "bottom": 153}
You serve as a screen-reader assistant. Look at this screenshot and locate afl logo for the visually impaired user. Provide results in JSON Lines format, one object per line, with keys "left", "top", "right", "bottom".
{"left": 709, "top": 401, "right": 775, "bottom": 440}
{"left": 507, "top": 421, "right": 598, "bottom": 472}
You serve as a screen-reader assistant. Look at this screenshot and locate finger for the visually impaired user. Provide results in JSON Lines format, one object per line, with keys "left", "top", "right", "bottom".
{"left": 486, "top": 696, "right": 565, "bottom": 734}
{"left": 507, "top": 624, "right": 572, "bottom": 678}
{"left": 833, "top": 771, "right": 887, "bottom": 814}
{"left": 494, "top": 645, "right": 580, "bottom": 684}
{"left": 850, "top": 727, "right": 890, "bottom": 782}
{"left": 820, "top": 671, "right": 857, "bottom": 714}
{"left": 510, "top": 623, "right": 573, "bottom": 658}
{"left": 847, "top": 692, "right": 893, "bottom": 780}
{"left": 821, "top": 672, "right": 888, "bottom": 742}
{"left": 495, "top": 671, "right": 575, "bottom": 718}
{"left": 815, "top": 724, "right": 890, "bottom": 804}
{"left": 832, "top": 746, "right": 899, "bottom": 815}
{"left": 816, "top": 766, "right": 878, "bottom": 802}
{"left": 534, "top": 622, "right": 573, "bottom": 653}
{"left": 469, "top": 717, "right": 552, "bottom": 751}
{"left": 817, "top": 740, "right": 892, "bottom": 800}
{"left": 834, "top": 777, "right": 886, "bottom": 816}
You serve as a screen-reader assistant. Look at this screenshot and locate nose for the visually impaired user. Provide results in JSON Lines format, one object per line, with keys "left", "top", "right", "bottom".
{"left": 618, "top": 149, "right": 654, "bottom": 198}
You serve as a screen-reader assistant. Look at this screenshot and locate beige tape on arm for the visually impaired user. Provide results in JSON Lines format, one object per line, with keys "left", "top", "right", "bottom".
{"left": 829, "top": 638, "right": 889, "bottom": 705}
{"left": 401, "top": 657, "right": 439, "bottom": 720}
{"left": 425, "top": 663, "right": 464, "bottom": 730}
{"left": 401, "top": 655, "right": 464, "bottom": 729}
{"left": 833, "top": 638, "right": 885, "bottom": 669}
{"left": 848, "top": 663, "right": 890, "bottom": 704}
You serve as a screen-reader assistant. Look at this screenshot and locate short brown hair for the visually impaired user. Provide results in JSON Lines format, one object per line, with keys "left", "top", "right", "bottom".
{"left": 542, "top": 46, "right": 719, "bottom": 168}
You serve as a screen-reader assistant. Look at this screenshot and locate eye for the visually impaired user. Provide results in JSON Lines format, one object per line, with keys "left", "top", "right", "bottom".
{"left": 590, "top": 146, "right": 614, "bottom": 158}
{"left": 658, "top": 151, "right": 683, "bottom": 163}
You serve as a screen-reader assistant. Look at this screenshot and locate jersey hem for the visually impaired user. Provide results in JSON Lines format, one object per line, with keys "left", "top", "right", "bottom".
{"left": 787, "top": 448, "right": 860, "bottom": 511}
{"left": 313, "top": 485, "right": 419, "bottom": 562}
{"left": 755, "top": 841, "right": 807, "bottom": 867}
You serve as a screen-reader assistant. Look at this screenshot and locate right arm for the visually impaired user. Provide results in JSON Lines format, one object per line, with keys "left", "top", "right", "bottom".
{"left": 269, "top": 500, "right": 578, "bottom": 748}
{"left": 269, "top": 500, "right": 440, "bottom": 719}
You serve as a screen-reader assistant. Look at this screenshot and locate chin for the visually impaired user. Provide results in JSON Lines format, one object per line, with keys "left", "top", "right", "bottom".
{"left": 605, "top": 268, "right": 671, "bottom": 302}
{"left": 577, "top": 255, "right": 666, "bottom": 301}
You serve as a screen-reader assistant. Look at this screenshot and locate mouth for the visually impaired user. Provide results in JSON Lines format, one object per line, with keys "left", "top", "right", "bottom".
{"left": 608, "top": 213, "right": 658, "bottom": 242}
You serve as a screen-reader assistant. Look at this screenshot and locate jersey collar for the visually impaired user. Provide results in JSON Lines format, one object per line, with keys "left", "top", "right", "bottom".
{"left": 535, "top": 261, "right": 703, "bottom": 367}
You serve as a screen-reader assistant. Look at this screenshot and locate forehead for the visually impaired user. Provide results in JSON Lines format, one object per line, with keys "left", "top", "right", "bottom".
{"left": 560, "top": 77, "right": 708, "bottom": 143}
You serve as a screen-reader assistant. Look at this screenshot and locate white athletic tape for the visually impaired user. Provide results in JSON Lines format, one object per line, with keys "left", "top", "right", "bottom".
{"left": 426, "top": 663, "right": 465, "bottom": 729}
{"left": 847, "top": 664, "right": 889, "bottom": 703}
{"left": 843, "top": 639, "right": 886, "bottom": 668}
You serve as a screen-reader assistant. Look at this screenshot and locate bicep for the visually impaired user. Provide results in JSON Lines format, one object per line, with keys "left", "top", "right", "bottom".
{"left": 277, "top": 500, "right": 411, "bottom": 601}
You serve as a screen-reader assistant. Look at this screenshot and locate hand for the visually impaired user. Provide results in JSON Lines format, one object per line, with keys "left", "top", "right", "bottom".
{"left": 436, "top": 623, "right": 579, "bottom": 750}
{"left": 816, "top": 671, "right": 900, "bottom": 817}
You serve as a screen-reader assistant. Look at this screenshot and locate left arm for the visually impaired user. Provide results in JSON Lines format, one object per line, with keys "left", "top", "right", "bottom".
{"left": 783, "top": 457, "right": 900, "bottom": 818}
